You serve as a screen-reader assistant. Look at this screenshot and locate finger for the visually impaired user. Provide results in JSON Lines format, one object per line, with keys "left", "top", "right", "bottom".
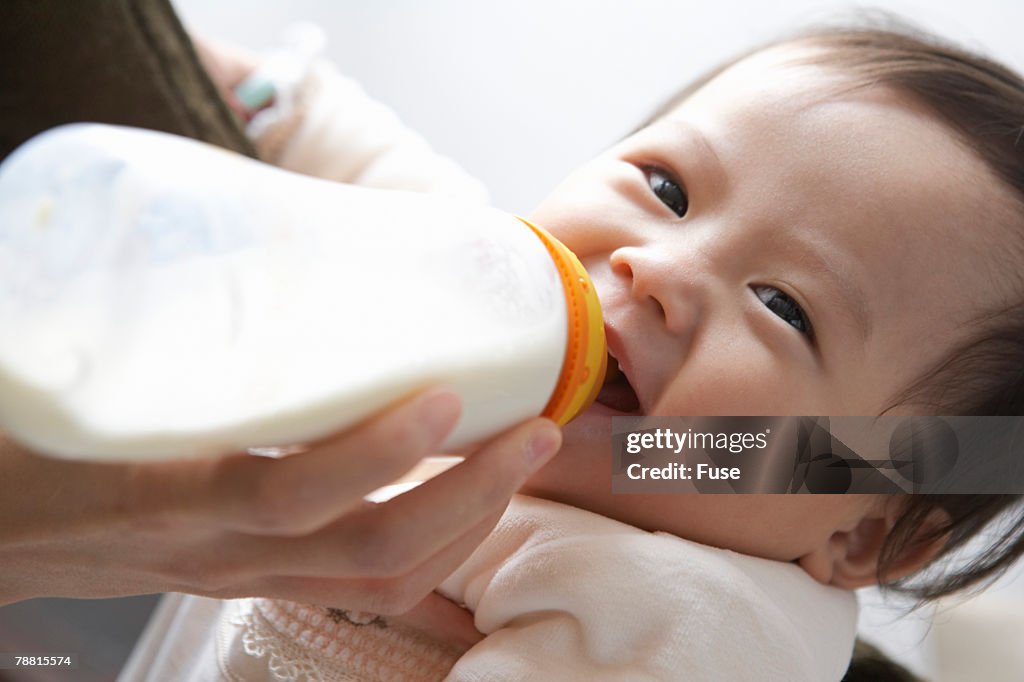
{"left": 224, "top": 417, "right": 560, "bottom": 578}
{"left": 215, "top": 509, "right": 504, "bottom": 617}
{"left": 364, "top": 417, "right": 561, "bottom": 564}
{"left": 178, "top": 388, "right": 462, "bottom": 535}
{"left": 390, "top": 591, "right": 483, "bottom": 650}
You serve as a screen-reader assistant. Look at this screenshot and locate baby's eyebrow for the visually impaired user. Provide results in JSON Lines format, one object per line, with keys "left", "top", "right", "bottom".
{"left": 797, "top": 239, "right": 872, "bottom": 342}
{"left": 691, "top": 127, "right": 723, "bottom": 174}
{"left": 660, "top": 119, "right": 728, "bottom": 192}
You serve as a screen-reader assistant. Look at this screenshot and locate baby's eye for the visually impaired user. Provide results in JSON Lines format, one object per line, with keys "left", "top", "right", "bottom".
{"left": 646, "top": 167, "right": 689, "bottom": 217}
{"left": 753, "top": 285, "right": 814, "bottom": 339}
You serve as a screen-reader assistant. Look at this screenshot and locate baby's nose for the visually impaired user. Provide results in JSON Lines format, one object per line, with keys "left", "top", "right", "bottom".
{"left": 608, "top": 245, "right": 704, "bottom": 338}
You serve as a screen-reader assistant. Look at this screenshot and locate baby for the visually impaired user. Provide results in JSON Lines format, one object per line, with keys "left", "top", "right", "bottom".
{"left": 123, "top": 22, "right": 1024, "bottom": 682}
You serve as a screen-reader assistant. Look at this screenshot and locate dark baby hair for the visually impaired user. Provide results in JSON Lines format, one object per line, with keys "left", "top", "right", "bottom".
{"left": 644, "top": 16, "right": 1024, "bottom": 602}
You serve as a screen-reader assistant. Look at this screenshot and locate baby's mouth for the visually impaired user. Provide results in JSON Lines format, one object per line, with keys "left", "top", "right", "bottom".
{"left": 595, "top": 353, "right": 642, "bottom": 414}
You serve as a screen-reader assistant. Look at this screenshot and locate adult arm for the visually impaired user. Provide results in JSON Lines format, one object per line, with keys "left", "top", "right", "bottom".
{"left": 193, "top": 34, "right": 490, "bottom": 200}
{"left": 0, "top": 388, "right": 560, "bottom": 613}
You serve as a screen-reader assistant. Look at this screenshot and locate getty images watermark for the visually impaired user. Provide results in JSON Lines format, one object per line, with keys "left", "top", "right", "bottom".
{"left": 612, "top": 417, "right": 1024, "bottom": 494}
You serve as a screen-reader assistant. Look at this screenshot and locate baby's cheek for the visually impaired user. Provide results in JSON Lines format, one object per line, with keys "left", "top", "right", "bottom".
{"left": 655, "top": 356, "right": 776, "bottom": 416}
{"left": 656, "top": 337, "right": 828, "bottom": 416}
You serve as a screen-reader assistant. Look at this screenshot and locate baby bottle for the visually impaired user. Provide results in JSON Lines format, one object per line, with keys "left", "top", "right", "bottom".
{"left": 0, "top": 124, "right": 606, "bottom": 461}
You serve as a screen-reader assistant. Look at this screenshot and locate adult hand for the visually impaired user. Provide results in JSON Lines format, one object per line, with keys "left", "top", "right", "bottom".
{"left": 0, "top": 388, "right": 561, "bottom": 615}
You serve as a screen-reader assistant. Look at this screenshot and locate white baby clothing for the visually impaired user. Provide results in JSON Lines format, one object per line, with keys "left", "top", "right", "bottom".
{"left": 121, "top": 495, "right": 857, "bottom": 681}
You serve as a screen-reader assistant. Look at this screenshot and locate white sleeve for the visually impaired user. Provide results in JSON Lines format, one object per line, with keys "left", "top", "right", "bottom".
{"left": 439, "top": 496, "right": 859, "bottom": 682}
{"left": 248, "top": 59, "right": 490, "bottom": 202}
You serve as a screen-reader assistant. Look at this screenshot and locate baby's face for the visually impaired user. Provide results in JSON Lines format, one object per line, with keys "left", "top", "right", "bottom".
{"left": 521, "top": 45, "right": 1016, "bottom": 573}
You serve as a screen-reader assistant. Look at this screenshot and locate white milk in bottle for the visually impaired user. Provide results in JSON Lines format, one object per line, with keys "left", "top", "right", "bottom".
{"left": 0, "top": 124, "right": 606, "bottom": 461}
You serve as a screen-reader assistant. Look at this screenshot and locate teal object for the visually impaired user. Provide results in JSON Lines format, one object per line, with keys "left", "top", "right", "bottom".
{"left": 234, "top": 77, "right": 275, "bottom": 111}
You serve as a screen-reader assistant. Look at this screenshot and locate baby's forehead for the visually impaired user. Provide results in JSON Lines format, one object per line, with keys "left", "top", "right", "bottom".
{"left": 680, "top": 43, "right": 895, "bottom": 121}
{"left": 664, "top": 45, "right": 991, "bottom": 201}
{"left": 693, "top": 45, "right": 1015, "bottom": 228}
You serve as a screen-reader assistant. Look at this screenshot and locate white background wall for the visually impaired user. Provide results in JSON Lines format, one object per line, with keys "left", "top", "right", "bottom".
{"left": 172, "top": 0, "right": 1024, "bottom": 213}
{"left": 172, "top": 2, "right": 1024, "bottom": 679}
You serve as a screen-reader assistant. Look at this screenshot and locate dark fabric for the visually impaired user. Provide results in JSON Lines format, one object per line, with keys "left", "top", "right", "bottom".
{"left": 0, "top": 0, "right": 256, "bottom": 161}
{"left": 842, "top": 639, "right": 925, "bottom": 682}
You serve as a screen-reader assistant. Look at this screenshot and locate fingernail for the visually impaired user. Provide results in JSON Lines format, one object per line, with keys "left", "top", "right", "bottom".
{"left": 525, "top": 421, "right": 562, "bottom": 471}
{"left": 418, "top": 390, "right": 462, "bottom": 436}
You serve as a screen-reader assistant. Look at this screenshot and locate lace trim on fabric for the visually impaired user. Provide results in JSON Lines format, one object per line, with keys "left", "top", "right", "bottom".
{"left": 226, "top": 598, "right": 460, "bottom": 682}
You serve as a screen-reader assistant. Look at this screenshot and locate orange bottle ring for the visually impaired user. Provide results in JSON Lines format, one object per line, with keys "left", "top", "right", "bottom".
{"left": 518, "top": 218, "right": 607, "bottom": 425}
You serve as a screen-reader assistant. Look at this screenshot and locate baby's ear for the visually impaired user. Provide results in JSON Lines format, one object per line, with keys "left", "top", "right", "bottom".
{"left": 800, "top": 499, "right": 950, "bottom": 589}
